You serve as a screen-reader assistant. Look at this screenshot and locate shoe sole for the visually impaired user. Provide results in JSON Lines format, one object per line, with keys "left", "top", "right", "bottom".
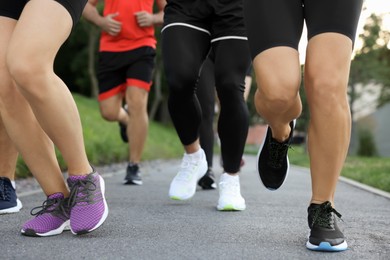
{"left": 0, "top": 199, "right": 23, "bottom": 214}
{"left": 123, "top": 179, "right": 143, "bottom": 185}
{"left": 21, "top": 220, "right": 70, "bottom": 237}
{"left": 256, "top": 120, "right": 295, "bottom": 191}
{"left": 306, "top": 240, "right": 348, "bottom": 252}
{"left": 71, "top": 175, "right": 109, "bottom": 235}
{"left": 217, "top": 204, "right": 246, "bottom": 211}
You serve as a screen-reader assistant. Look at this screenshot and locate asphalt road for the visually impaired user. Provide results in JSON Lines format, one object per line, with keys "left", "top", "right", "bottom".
{"left": 1, "top": 155, "right": 389, "bottom": 260}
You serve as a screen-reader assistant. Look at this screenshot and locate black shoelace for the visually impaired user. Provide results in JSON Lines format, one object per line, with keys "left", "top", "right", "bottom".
{"left": 68, "top": 178, "right": 97, "bottom": 208}
{"left": 310, "top": 202, "right": 342, "bottom": 229}
{"left": 268, "top": 137, "right": 291, "bottom": 168}
{"left": 30, "top": 197, "right": 69, "bottom": 220}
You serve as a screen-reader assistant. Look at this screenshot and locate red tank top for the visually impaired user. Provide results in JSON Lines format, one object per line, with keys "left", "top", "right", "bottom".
{"left": 99, "top": 0, "right": 157, "bottom": 52}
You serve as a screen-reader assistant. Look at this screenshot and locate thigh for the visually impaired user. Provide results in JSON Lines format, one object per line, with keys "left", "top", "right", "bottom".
{"left": 162, "top": 25, "right": 210, "bottom": 89}
{"left": 304, "top": 0, "right": 363, "bottom": 43}
{"left": 244, "top": 0, "right": 304, "bottom": 59}
{"left": 212, "top": 39, "right": 251, "bottom": 96}
{"left": 8, "top": 0, "right": 74, "bottom": 64}
{"left": 126, "top": 47, "right": 156, "bottom": 91}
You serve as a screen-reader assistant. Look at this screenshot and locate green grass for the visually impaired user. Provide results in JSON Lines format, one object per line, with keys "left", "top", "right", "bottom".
{"left": 16, "top": 93, "right": 183, "bottom": 178}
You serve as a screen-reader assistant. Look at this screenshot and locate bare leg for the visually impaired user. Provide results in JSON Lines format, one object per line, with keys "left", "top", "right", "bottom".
{"left": 99, "top": 94, "right": 125, "bottom": 123}
{"left": 0, "top": 117, "right": 18, "bottom": 181}
{"left": 125, "top": 87, "right": 149, "bottom": 164}
{"left": 252, "top": 47, "right": 302, "bottom": 142}
{"left": 304, "top": 33, "right": 353, "bottom": 206}
{"left": 0, "top": 16, "right": 68, "bottom": 196}
{"left": 243, "top": 75, "right": 252, "bottom": 101}
{"left": 6, "top": 0, "right": 91, "bottom": 176}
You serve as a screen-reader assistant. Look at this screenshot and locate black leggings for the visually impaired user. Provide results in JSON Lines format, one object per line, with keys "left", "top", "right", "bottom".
{"left": 197, "top": 58, "right": 216, "bottom": 168}
{"left": 162, "top": 26, "right": 250, "bottom": 172}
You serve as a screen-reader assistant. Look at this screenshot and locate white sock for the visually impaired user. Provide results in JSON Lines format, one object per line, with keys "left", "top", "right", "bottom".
{"left": 11, "top": 180, "right": 16, "bottom": 189}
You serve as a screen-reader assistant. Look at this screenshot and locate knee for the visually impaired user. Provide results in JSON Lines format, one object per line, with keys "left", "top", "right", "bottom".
{"left": 306, "top": 75, "right": 349, "bottom": 113}
{"left": 99, "top": 106, "right": 119, "bottom": 122}
{"left": 125, "top": 91, "right": 148, "bottom": 115}
{"left": 6, "top": 52, "right": 45, "bottom": 95}
{"left": 166, "top": 68, "right": 198, "bottom": 96}
{"left": 257, "top": 75, "right": 301, "bottom": 108}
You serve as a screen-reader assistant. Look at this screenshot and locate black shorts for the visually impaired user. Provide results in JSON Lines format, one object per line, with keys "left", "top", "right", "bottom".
{"left": 97, "top": 47, "right": 156, "bottom": 101}
{"left": 162, "top": 0, "right": 247, "bottom": 42}
{"left": 244, "top": 0, "right": 363, "bottom": 58}
{"left": 0, "top": 0, "right": 87, "bottom": 28}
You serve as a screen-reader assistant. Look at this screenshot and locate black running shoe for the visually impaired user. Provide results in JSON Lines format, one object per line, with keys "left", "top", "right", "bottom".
{"left": 124, "top": 163, "right": 142, "bottom": 185}
{"left": 198, "top": 168, "right": 217, "bottom": 190}
{"left": 119, "top": 105, "right": 129, "bottom": 143}
{"left": 119, "top": 122, "right": 128, "bottom": 143}
{"left": 257, "top": 120, "right": 295, "bottom": 190}
{"left": 306, "top": 201, "right": 347, "bottom": 252}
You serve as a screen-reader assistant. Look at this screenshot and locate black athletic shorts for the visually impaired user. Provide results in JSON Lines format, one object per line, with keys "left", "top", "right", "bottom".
{"left": 97, "top": 47, "right": 156, "bottom": 101}
{"left": 0, "top": 0, "right": 87, "bottom": 28}
{"left": 244, "top": 0, "right": 363, "bottom": 58}
{"left": 162, "top": 0, "right": 247, "bottom": 42}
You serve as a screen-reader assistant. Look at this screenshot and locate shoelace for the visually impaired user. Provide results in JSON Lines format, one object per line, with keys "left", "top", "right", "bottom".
{"left": 310, "top": 201, "right": 342, "bottom": 229}
{"left": 30, "top": 197, "right": 69, "bottom": 220}
{"left": 68, "top": 178, "right": 97, "bottom": 208}
{"left": 0, "top": 179, "right": 10, "bottom": 200}
{"left": 220, "top": 178, "right": 240, "bottom": 196}
{"left": 268, "top": 137, "right": 291, "bottom": 168}
{"left": 176, "top": 157, "right": 199, "bottom": 182}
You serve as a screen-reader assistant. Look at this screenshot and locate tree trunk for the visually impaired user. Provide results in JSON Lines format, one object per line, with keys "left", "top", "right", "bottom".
{"left": 87, "top": 25, "right": 99, "bottom": 98}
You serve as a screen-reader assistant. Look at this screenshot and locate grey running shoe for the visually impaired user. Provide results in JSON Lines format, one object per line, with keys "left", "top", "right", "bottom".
{"left": 306, "top": 201, "right": 347, "bottom": 252}
{"left": 257, "top": 120, "right": 295, "bottom": 190}
{"left": 124, "top": 163, "right": 143, "bottom": 185}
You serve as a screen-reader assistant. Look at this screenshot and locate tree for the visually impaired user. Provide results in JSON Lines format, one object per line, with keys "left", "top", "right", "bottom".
{"left": 349, "top": 13, "right": 390, "bottom": 154}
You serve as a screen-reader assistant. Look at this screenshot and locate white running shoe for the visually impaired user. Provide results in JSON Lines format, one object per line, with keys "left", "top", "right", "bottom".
{"left": 217, "top": 173, "right": 246, "bottom": 211}
{"left": 169, "top": 149, "right": 208, "bottom": 200}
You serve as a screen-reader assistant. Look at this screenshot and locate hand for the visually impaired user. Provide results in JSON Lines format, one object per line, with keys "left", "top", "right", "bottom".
{"left": 102, "top": 12, "right": 122, "bottom": 36}
{"left": 134, "top": 11, "right": 154, "bottom": 27}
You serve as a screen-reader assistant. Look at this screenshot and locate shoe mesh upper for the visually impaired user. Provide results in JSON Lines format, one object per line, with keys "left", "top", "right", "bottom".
{"left": 22, "top": 193, "right": 69, "bottom": 234}
{"left": 67, "top": 172, "right": 106, "bottom": 233}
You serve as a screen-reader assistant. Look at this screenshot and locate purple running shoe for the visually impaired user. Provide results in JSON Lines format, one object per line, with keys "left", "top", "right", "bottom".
{"left": 21, "top": 193, "right": 70, "bottom": 237}
{"left": 67, "top": 170, "right": 108, "bottom": 235}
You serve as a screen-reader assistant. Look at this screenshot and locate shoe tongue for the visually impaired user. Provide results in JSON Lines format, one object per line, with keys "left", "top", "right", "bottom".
{"left": 48, "top": 192, "right": 64, "bottom": 200}
{"left": 68, "top": 174, "right": 89, "bottom": 182}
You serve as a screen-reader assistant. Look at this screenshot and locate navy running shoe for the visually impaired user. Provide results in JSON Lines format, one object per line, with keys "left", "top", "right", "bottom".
{"left": 306, "top": 201, "right": 348, "bottom": 252}
{"left": 257, "top": 120, "right": 295, "bottom": 190}
{"left": 0, "top": 177, "right": 22, "bottom": 214}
